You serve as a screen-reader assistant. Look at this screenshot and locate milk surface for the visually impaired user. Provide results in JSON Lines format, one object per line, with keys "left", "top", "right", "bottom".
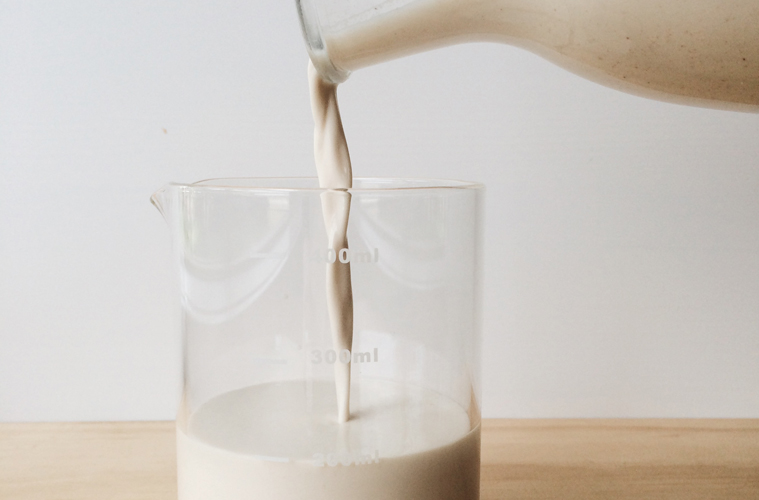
{"left": 177, "top": 379, "right": 480, "bottom": 500}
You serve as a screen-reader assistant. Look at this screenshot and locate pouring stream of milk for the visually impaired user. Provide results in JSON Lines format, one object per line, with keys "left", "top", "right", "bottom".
{"left": 175, "top": 61, "right": 481, "bottom": 500}
{"left": 308, "top": 60, "right": 354, "bottom": 423}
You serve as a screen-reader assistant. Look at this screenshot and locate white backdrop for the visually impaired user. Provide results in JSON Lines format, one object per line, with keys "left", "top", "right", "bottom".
{"left": 1, "top": 0, "right": 757, "bottom": 421}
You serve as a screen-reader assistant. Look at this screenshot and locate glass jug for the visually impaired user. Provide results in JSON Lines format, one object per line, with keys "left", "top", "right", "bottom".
{"left": 152, "top": 177, "right": 484, "bottom": 500}
{"left": 297, "top": 0, "right": 759, "bottom": 111}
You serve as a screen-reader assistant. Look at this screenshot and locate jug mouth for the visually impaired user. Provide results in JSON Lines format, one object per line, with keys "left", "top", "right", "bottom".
{"left": 296, "top": 0, "right": 349, "bottom": 84}
{"left": 177, "top": 177, "right": 484, "bottom": 192}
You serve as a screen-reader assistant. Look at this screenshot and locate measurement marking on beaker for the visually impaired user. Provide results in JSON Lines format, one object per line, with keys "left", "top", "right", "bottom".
{"left": 318, "top": 247, "right": 379, "bottom": 264}
{"left": 312, "top": 450, "right": 380, "bottom": 467}
{"left": 310, "top": 348, "right": 379, "bottom": 364}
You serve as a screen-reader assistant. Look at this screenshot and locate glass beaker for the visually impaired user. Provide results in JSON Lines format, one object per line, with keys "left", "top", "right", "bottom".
{"left": 152, "top": 177, "right": 484, "bottom": 500}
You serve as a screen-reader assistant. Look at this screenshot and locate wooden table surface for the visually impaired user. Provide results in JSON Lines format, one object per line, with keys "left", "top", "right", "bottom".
{"left": 1, "top": 419, "right": 757, "bottom": 499}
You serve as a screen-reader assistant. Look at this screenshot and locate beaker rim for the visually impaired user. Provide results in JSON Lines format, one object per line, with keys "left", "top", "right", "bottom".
{"left": 169, "top": 177, "right": 484, "bottom": 192}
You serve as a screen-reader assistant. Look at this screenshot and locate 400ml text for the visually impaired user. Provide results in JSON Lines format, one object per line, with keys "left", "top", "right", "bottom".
{"left": 311, "top": 348, "right": 379, "bottom": 364}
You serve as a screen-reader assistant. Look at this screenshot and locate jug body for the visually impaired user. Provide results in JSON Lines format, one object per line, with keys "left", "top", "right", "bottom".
{"left": 152, "top": 177, "right": 484, "bottom": 500}
{"left": 298, "top": 0, "right": 759, "bottom": 111}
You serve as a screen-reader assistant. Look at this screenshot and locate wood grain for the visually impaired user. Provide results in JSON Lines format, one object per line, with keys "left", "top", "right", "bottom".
{"left": 480, "top": 420, "right": 759, "bottom": 500}
{"left": 0, "top": 422, "right": 176, "bottom": 500}
{"left": 1, "top": 420, "right": 757, "bottom": 499}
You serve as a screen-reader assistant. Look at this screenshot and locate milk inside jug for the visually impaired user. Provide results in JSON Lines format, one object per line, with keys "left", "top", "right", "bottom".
{"left": 298, "top": 0, "right": 759, "bottom": 111}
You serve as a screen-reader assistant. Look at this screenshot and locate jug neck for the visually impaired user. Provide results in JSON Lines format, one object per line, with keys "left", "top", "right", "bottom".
{"left": 301, "top": 0, "right": 759, "bottom": 111}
